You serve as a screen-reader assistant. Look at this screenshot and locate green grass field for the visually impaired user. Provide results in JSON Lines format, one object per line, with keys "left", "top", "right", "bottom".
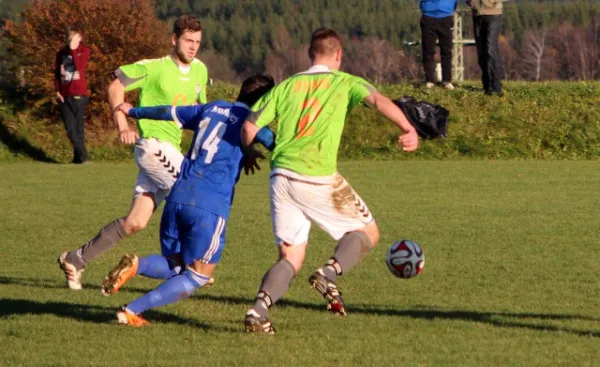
{"left": 1, "top": 161, "right": 599, "bottom": 366}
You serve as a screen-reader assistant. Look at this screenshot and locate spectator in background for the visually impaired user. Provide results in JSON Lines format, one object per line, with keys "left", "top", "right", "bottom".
{"left": 468, "top": 0, "right": 504, "bottom": 96}
{"left": 55, "top": 25, "right": 90, "bottom": 163}
{"left": 420, "top": 0, "right": 457, "bottom": 90}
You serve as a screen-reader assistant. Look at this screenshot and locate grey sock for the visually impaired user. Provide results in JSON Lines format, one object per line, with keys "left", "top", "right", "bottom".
{"left": 66, "top": 219, "right": 126, "bottom": 270}
{"left": 321, "top": 231, "right": 372, "bottom": 281}
{"left": 252, "top": 258, "right": 296, "bottom": 318}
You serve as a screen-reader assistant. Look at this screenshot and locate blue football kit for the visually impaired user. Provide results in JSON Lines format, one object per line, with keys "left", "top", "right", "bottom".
{"left": 128, "top": 100, "right": 274, "bottom": 265}
{"left": 118, "top": 99, "right": 274, "bottom": 319}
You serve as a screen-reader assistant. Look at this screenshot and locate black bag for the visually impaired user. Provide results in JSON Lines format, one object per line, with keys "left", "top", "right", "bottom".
{"left": 392, "top": 96, "right": 450, "bottom": 139}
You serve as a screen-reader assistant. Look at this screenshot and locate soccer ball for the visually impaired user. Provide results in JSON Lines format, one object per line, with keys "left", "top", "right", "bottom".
{"left": 385, "top": 240, "right": 424, "bottom": 279}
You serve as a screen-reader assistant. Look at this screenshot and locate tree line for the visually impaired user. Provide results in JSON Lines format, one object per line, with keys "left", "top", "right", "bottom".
{"left": 2, "top": 0, "right": 600, "bottom": 83}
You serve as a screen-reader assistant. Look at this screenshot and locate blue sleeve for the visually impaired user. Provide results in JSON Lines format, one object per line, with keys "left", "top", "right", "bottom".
{"left": 254, "top": 127, "right": 275, "bottom": 151}
{"left": 174, "top": 105, "right": 205, "bottom": 130}
{"left": 128, "top": 106, "right": 173, "bottom": 121}
{"left": 128, "top": 105, "right": 204, "bottom": 130}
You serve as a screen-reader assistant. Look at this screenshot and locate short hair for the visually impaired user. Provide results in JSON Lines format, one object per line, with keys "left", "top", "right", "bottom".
{"left": 67, "top": 24, "right": 84, "bottom": 36}
{"left": 308, "top": 28, "right": 342, "bottom": 60}
{"left": 237, "top": 74, "right": 275, "bottom": 107}
{"left": 173, "top": 15, "right": 202, "bottom": 38}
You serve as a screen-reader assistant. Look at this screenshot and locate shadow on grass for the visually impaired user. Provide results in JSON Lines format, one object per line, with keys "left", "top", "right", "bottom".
{"left": 0, "top": 297, "right": 237, "bottom": 332}
{"left": 0, "top": 116, "right": 58, "bottom": 163}
{"left": 2, "top": 275, "right": 598, "bottom": 337}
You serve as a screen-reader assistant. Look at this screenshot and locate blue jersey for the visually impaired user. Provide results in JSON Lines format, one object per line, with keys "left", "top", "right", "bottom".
{"left": 129, "top": 100, "right": 274, "bottom": 219}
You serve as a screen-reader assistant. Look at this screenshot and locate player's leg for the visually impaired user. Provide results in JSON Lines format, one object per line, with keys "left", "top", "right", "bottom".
{"left": 58, "top": 139, "right": 182, "bottom": 289}
{"left": 118, "top": 137, "right": 184, "bottom": 235}
{"left": 101, "top": 202, "right": 184, "bottom": 296}
{"left": 245, "top": 174, "right": 310, "bottom": 334}
{"left": 117, "top": 207, "right": 222, "bottom": 326}
{"left": 293, "top": 174, "right": 378, "bottom": 315}
{"left": 57, "top": 189, "right": 153, "bottom": 290}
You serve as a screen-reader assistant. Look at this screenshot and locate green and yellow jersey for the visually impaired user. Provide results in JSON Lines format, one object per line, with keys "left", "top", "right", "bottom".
{"left": 115, "top": 56, "right": 208, "bottom": 149}
{"left": 248, "top": 65, "right": 374, "bottom": 176}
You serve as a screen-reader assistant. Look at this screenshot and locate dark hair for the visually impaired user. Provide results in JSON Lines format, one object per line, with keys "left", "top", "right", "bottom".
{"left": 308, "top": 28, "right": 342, "bottom": 60}
{"left": 67, "top": 24, "right": 84, "bottom": 36}
{"left": 236, "top": 74, "right": 275, "bottom": 106}
{"left": 173, "top": 15, "right": 202, "bottom": 38}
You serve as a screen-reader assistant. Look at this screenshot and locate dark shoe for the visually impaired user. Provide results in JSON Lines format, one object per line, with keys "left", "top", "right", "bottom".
{"left": 308, "top": 270, "right": 347, "bottom": 316}
{"left": 245, "top": 310, "right": 275, "bottom": 335}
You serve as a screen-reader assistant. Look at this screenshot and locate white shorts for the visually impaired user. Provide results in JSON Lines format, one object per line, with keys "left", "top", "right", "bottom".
{"left": 133, "top": 138, "right": 184, "bottom": 206}
{"left": 270, "top": 168, "right": 374, "bottom": 246}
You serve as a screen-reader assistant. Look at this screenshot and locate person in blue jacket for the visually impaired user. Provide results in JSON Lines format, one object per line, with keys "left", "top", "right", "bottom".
{"left": 420, "top": 0, "right": 458, "bottom": 90}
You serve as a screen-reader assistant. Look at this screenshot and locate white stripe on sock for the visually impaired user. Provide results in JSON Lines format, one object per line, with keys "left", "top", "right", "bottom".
{"left": 186, "top": 268, "right": 211, "bottom": 286}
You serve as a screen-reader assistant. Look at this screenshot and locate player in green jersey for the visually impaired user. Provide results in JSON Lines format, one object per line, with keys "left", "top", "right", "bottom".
{"left": 58, "top": 16, "right": 208, "bottom": 290}
{"left": 241, "top": 28, "right": 419, "bottom": 334}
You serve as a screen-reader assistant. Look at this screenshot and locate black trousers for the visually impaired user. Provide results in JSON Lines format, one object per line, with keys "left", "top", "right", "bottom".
{"left": 59, "top": 96, "right": 88, "bottom": 163}
{"left": 473, "top": 14, "right": 503, "bottom": 93}
{"left": 420, "top": 15, "right": 454, "bottom": 83}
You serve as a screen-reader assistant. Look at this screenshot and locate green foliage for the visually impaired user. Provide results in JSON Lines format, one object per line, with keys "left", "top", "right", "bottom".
{"left": 2, "top": 81, "right": 600, "bottom": 162}
{"left": 151, "top": 0, "right": 600, "bottom": 75}
{"left": 1, "top": 161, "right": 600, "bottom": 365}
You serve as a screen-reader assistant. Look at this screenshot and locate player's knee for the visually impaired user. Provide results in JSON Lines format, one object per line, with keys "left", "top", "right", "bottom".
{"left": 281, "top": 254, "right": 304, "bottom": 273}
{"left": 279, "top": 242, "right": 305, "bottom": 273}
{"left": 364, "top": 222, "right": 380, "bottom": 248}
{"left": 122, "top": 216, "right": 149, "bottom": 234}
{"left": 183, "top": 268, "right": 214, "bottom": 292}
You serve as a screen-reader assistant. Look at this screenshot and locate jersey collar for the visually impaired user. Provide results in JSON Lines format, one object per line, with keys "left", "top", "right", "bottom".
{"left": 297, "top": 64, "right": 332, "bottom": 75}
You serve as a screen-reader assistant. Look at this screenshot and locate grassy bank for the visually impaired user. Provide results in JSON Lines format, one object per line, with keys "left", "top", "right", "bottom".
{"left": 1, "top": 81, "right": 600, "bottom": 162}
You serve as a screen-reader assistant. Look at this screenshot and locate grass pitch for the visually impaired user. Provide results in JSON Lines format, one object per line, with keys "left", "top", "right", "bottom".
{"left": 0, "top": 161, "right": 599, "bottom": 366}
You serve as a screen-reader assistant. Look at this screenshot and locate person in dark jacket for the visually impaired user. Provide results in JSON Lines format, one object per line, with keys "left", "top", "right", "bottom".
{"left": 55, "top": 25, "right": 91, "bottom": 163}
{"left": 420, "top": 0, "right": 457, "bottom": 90}
{"left": 468, "top": 0, "right": 504, "bottom": 96}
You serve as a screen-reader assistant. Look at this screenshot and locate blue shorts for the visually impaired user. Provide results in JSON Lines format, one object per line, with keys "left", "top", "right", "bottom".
{"left": 160, "top": 202, "right": 227, "bottom": 265}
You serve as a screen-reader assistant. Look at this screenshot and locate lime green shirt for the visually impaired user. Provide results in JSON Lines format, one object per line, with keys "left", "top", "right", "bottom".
{"left": 249, "top": 65, "right": 374, "bottom": 176}
{"left": 116, "top": 56, "right": 208, "bottom": 149}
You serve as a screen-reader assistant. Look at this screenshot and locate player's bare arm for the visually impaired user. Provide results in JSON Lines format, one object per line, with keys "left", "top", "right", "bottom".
{"left": 108, "top": 78, "right": 138, "bottom": 144}
{"left": 241, "top": 120, "right": 260, "bottom": 149}
{"left": 363, "top": 91, "right": 419, "bottom": 152}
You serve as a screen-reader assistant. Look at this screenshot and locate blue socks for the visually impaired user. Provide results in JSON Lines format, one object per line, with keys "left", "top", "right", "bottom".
{"left": 126, "top": 269, "right": 211, "bottom": 315}
{"left": 136, "top": 254, "right": 181, "bottom": 279}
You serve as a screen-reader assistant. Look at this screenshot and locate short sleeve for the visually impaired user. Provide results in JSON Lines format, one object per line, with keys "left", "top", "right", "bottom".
{"left": 348, "top": 75, "right": 376, "bottom": 110}
{"left": 247, "top": 88, "right": 277, "bottom": 128}
{"left": 114, "top": 60, "right": 154, "bottom": 92}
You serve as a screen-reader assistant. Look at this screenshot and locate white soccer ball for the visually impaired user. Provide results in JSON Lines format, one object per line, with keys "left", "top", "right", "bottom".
{"left": 385, "top": 240, "right": 424, "bottom": 279}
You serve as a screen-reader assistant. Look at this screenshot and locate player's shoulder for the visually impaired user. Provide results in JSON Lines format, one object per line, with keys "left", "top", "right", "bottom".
{"left": 335, "top": 71, "right": 375, "bottom": 90}
{"left": 191, "top": 58, "right": 208, "bottom": 72}
{"left": 332, "top": 70, "right": 362, "bottom": 82}
{"left": 132, "top": 55, "right": 169, "bottom": 66}
{"left": 207, "top": 99, "right": 249, "bottom": 112}
{"left": 191, "top": 58, "right": 206, "bottom": 66}
{"left": 206, "top": 100, "right": 250, "bottom": 119}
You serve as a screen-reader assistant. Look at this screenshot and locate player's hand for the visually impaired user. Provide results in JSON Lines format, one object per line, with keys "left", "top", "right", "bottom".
{"left": 56, "top": 92, "right": 64, "bottom": 103}
{"left": 244, "top": 147, "right": 265, "bottom": 175}
{"left": 119, "top": 128, "right": 139, "bottom": 145}
{"left": 398, "top": 130, "right": 419, "bottom": 152}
